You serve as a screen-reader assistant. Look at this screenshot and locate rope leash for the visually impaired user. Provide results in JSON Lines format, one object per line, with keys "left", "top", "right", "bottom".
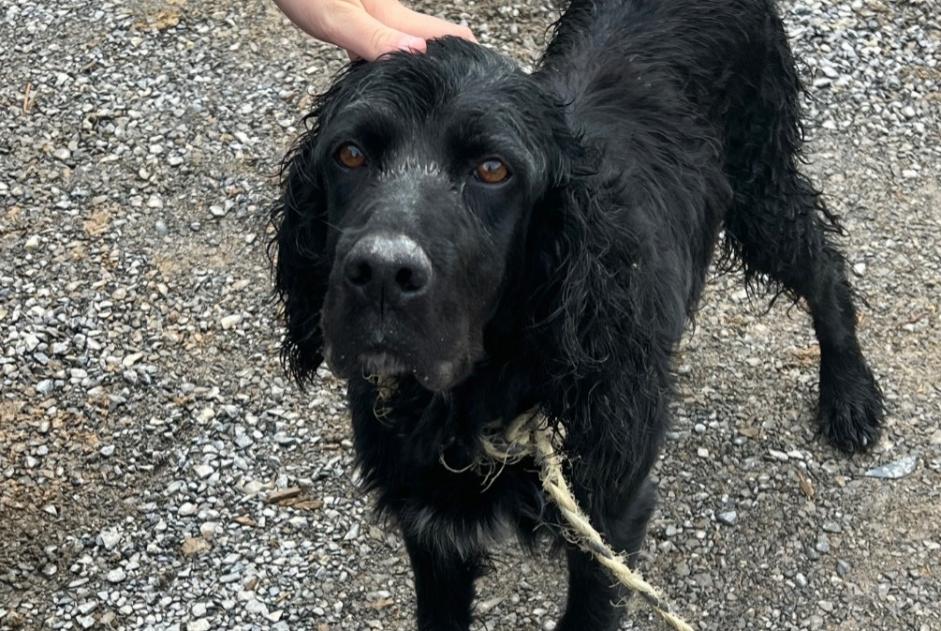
{"left": 479, "top": 412, "right": 695, "bottom": 631}
{"left": 369, "top": 380, "right": 693, "bottom": 630}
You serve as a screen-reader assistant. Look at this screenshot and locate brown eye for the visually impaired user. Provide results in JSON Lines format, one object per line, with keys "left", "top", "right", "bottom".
{"left": 474, "top": 158, "right": 510, "bottom": 184}
{"left": 336, "top": 143, "right": 366, "bottom": 169}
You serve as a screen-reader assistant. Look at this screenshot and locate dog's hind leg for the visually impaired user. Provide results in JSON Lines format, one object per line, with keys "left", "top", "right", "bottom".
{"left": 723, "top": 169, "right": 883, "bottom": 453}
{"left": 555, "top": 479, "right": 657, "bottom": 631}
{"left": 402, "top": 531, "right": 482, "bottom": 631}
{"left": 720, "top": 14, "right": 884, "bottom": 454}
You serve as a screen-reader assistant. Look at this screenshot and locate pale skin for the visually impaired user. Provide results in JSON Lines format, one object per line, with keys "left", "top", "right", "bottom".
{"left": 273, "top": 0, "right": 476, "bottom": 61}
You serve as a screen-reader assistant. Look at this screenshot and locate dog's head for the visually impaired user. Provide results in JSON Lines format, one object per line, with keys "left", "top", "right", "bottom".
{"left": 272, "top": 38, "right": 575, "bottom": 391}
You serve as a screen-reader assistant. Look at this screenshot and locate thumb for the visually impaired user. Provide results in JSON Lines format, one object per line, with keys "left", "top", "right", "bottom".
{"left": 337, "top": 10, "right": 427, "bottom": 61}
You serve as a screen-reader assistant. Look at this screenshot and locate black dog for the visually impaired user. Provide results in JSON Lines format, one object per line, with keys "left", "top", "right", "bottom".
{"left": 271, "top": 0, "right": 883, "bottom": 628}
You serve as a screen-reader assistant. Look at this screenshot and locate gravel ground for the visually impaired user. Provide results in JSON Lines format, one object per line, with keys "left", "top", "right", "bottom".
{"left": 1, "top": 0, "right": 939, "bottom": 629}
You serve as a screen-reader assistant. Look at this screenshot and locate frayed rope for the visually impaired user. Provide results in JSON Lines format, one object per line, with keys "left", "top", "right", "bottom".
{"left": 480, "top": 411, "right": 694, "bottom": 631}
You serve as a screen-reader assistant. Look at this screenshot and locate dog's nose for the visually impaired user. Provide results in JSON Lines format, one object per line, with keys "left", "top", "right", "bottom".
{"left": 343, "top": 234, "right": 432, "bottom": 306}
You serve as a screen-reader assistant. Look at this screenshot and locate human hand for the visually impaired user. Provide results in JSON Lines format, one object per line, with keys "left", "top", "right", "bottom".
{"left": 274, "top": 0, "right": 476, "bottom": 61}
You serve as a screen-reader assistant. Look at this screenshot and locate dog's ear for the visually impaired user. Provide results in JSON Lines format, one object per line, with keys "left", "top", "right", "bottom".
{"left": 532, "top": 146, "right": 653, "bottom": 410}
{"left": 270, "top": 122, "right": 331, "bottom": 385}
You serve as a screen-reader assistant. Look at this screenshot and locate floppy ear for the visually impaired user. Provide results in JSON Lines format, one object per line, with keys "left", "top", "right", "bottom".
{"left": 531, "top": 153, "right": 674, "bottom": 511}
{"left": 539, "top": 170, "right": 643, "bottom": 386}
{"left": 531, "top": 142, "right": 668, "bottom": 434}
{"left": 270, "top": 123, "right": 330, "bottom": 385}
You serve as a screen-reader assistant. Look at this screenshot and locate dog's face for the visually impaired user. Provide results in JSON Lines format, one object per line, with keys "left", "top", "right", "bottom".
{"left": 274, "top": 39, "right": 571, "bottom": 391}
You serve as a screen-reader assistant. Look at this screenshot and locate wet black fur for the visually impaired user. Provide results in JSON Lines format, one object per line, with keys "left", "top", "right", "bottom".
{"left": 271, "top": 0, "right": 884, "bottom": 628}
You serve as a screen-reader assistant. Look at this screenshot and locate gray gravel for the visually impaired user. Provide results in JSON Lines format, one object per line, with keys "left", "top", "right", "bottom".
{"left": 1, "top": 0, "right": 939, "bottom": 629}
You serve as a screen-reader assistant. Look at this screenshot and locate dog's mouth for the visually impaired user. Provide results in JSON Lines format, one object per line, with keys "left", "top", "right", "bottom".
{"left": 325, "top": 342, "right": 469, "bottom": 392}
{"left": 360, "top": 351, "right": 410, "bottom": 378}
{"left": 360, "top": 351, "right": 466, "bottom": 392}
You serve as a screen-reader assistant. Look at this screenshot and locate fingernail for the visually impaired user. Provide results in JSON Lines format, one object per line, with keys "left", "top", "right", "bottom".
{"left": 397, "top": 36, "right": 426, "bottom": 54}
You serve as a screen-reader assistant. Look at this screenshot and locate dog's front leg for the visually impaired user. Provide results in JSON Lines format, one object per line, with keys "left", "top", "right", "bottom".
{"left": 402, "top": 529, "right": 483, "bottom": 631}
{"left": 556, "top": 478, "right": 658, "bottom": 631}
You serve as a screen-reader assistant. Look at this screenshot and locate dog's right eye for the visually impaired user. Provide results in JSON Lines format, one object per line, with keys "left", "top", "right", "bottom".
{"left": 474, "top": 158, "right": 510, "bottom": 184}
{"left": 336, "top": 143, "right": 367, "bottom": 169}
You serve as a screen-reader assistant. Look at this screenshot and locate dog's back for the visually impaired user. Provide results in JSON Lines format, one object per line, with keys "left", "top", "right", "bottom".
{"left": 535, "top": 0, "right": 809, "bottom": 311}
{"left": 541, "top": 0, "right": 796, "bottom": 140}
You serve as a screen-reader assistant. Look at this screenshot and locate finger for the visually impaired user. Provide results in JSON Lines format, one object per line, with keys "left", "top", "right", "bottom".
{"left": 325, "top": 5, "right": 427, "bottom": 61}
{"left": 375, "top": 3, "right": 476, "bottom": 43}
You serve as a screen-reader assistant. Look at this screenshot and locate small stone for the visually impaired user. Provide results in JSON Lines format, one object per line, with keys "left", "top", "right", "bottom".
{"left": 155, "top": 220, "right": 169, "bottom": 236}
{"left": 768, "top": 449, "right": 789, "bottom": 462}
{"left": 77, "top": 615, "right": 95, "bottom": 629}
{"left": 235, "top": 434, "right": 254, "bottom": 449}
{"left": 25, "top": 235, "right": 41, "bottom": 250}
{"left": 273, "top": 433, "right": 295, "bottom": 446}
{"left": 220, "top": 314, "right": 242, "bottom": 330}
{"left": 209, "top": 205, "right": 227, "bottom": 217}
{"left": 99, "top": 528, "right": 121, "bottom": 551}
{"left": 200, "top": 522, "right": 219, "bottom": 541}
{"left": 178, "top": 502, "right": 198, "bottom": 516}
{"left": 288, "top": 516, "right": 309, "bottom": 529}
{"left": 193, "top": 464, "right": 214, "bottom": 479}
{"left": 245, "top": 598, "right": 268, "bottom": 615}
{"left": 717, "top": 511, "right": 737, "bottom": 526}
{"left": 100, "top": 445, "right": 115, "bottom": 457}
{"left": 53, "top": 148, "right": 71, "bottom": 161}
{"left": 243, "top": 480, "right": 265, "bottom": 496}
{"left": 192, "top": 603, "right": 207, "bottom": 617}
{"left": 816, "top": 534, "right": 831, "bottom": 554}
{"left": 35, "top": 379, "right": 54, "bottom": 394}
{"left": 852, "top": 262, "right": 866, "bottom": 276}
{"left": 187, "top": 620, "right": 210, "bottom": 631}
{"left": 106, "top": 568, "right": 126, "bottom": 583}
{"left": 181, "top": 537, "right": 210, "bottom": 557}
{"left": 836, "top": 560, "right": 851, "bottom": 577}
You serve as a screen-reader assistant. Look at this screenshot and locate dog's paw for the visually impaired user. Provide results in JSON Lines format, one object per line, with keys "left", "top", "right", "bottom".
{"left": 818, "top": 360, "right": 884, "bottom": 454}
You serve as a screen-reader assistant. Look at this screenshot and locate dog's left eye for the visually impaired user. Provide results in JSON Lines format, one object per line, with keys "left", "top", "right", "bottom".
{"left": 474, "top": 158, "right": 510, "bottom": 184}
{"left": 336, "top": 143, "right": 367, "bottom": 169}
